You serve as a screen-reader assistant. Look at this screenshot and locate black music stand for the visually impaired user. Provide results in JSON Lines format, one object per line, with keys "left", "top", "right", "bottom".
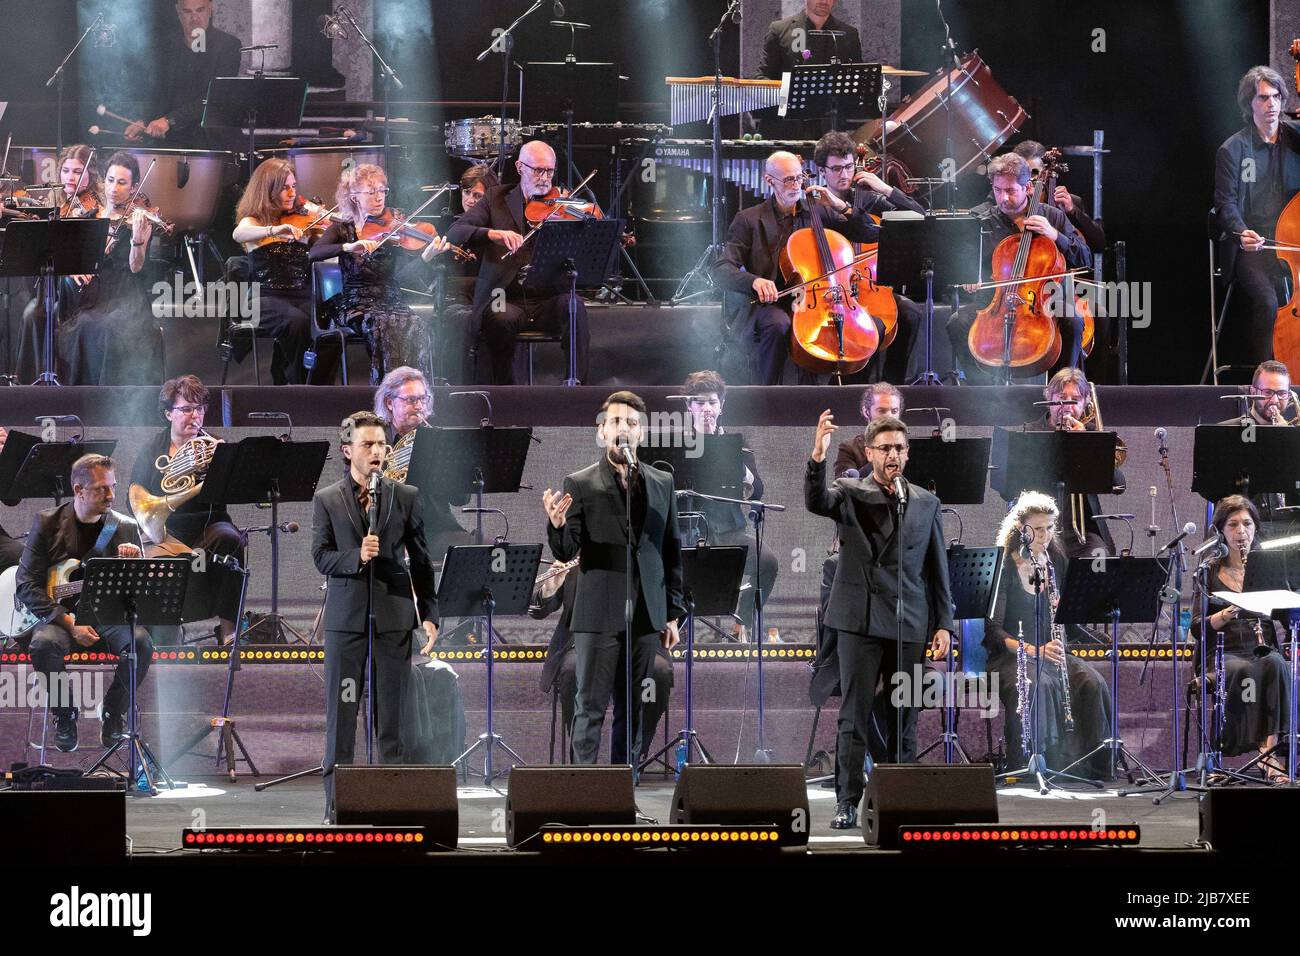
{"left": 918, "top": 545, "right": 1004, "bottom": 764}
{"left": 444, "top": 543, "right": 542, "bottom": 787}
{"left": 407, "top": 425, "right": 533, "bottom": 645}
{"left": 80, "top": 557, "right": 190, "bottom": 795}
{"left": 876, "top": 213, "right": 982, "bottom": 385}
{"left": 779, "top": 61, "right": 881, "bottom": 134}
{"left": 197, "top": 436, "right": 330, "bottom": 645}
{"left": 1191, "top": 424, "right": 1300, "bottom": 503}
{"left": 1050, "top": 556, "right": 1166, "bottom": 786}
{"left": 522, "top": 218, "right": 622, "bottom": 385}
{"left": 902, "top": 437, "right": 991, "bottom": 504}
{"left": 990, "top": 429, "right": 1117, "bottom": 512}
{"left": 202, "top": 76, "right": 308, "bottom": 178}
{"left": 0, "top": 218, "right": 108, "bottom": 385}
{"left": 640, "top": 544, "right": 746, "bottom": 774}
{"left": 6, "top": 439, "right": 117, "bottom": 505}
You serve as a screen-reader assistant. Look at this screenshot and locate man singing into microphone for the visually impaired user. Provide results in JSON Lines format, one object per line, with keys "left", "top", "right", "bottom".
{"left": 312, "top": 411, "right": 439, "bottom": 821}
{"left": 542, "top": 391, "right": 684, "bottom": 766}
{"left": 806, "top": 410, "right": 953, "bottom": 829}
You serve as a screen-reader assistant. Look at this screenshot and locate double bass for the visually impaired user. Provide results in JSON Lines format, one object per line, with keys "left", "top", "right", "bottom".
{"left": 967, "top": 148, "right": 1074, "bottom": 378}
{"left": 783, "top": 185, "right": 880, "bottom": 376}
{"left": 1272, "top": 39, "right": 1300, "bottom": 375}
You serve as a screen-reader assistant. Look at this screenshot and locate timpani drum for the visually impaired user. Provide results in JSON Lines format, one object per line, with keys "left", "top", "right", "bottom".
{"left": 259, "top": 145, "right": 388, "bottom": 204}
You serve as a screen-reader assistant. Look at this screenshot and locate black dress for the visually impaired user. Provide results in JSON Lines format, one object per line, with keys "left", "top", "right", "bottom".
{"left": 246, "top": 241, "right": 313, "bottom": 385}
{"left": 57, "top": 228, "right": 164, "bottom": 385}
{"left": 311, "top": 220, "right": 433, "bottom": 384}
{"left": 1191, "top": 565, "right": 1293, "bottom": 757}
{"left": 984, "top": 544, "right": 1113, "bottom": 777}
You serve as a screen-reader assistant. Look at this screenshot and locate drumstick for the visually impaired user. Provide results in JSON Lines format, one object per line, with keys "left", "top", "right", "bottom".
{"left": 97, "top": 104, "right": 146, "bottom": 128}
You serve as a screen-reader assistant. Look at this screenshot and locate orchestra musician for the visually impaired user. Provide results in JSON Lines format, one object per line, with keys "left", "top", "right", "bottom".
{"left": 711, "top": 150, "right": 881, "bottom": 385}
{"left": 805, "top": 410, "right": 953, "bottom": 828}
{"left": 1218, "top": 360, "right": 1299, "bottom": 522}
{"left": 446, "top": 140, "right": 590, "bottom": 385}
{"left": 1214, "top": 66, "right": 1300, "bottom": 366}
{"left": 313, "top": 411, "right": 439, "bottom": 821}
{"left": 232, "top": 158, "right": 325, "bottom": 385}
{"left": 984, "top": 491, "right": 1113, "bottom": 780}
{"left": 309, "top": 163, "right": 451, "bottom": 384}
{"left": 756, "top": 1, "right": 862, "bottom": 139}
{"left": 126, "top": 0, "right": 242, "bottom": 147}
{"left": 542, "top": 391, "right": 684, "bottom": 766}
{"left": 811, "top": 131, "right": 926, "bottom": 383}
{"left": 946, "top": 153, "right": 1092, "bottom": 382}
{"left": 56, "top": 151, "right": 165, "bottom": 386}
{"left": 1192, "top": 496, "right": 1293, "bottom": 783}
{"left": 128, "top": 375, "right": 246, "bottom": 640}
{"left": 437, "top": 165, "right": 493, "bottom": 384}
{"left": 1013, "top": 141, "right": 1106, "bottom": 253}
{"left": 15, "top": 454, "right": 152, "bottom": 754}
{"left": 679, "top": 370, "right": 779, "bottom": 642}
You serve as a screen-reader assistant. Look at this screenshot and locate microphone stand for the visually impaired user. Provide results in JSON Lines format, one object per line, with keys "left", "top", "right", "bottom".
{"left": 894, "top": 481, "right": 906, "bottom": 766}
{"left": 617, "top": 443, "right": 636, "bottom": 773}
{"left": 365, "top": 470, "right": 380, "bottom": 764}
{"left": 46, "top": 13, "right": 102, "bottom": 178}
{"left": 329, "top": 7, "right": 404, "bottom": 197}
{"left": 476, "top": 1, "right": 544, "bottom": 180}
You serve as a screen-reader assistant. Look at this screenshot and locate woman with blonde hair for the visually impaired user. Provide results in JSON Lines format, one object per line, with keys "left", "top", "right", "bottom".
{"left": 309, "top": 163, "right": 449, "bottom": 383}
{"left": 985, "top": 491, "right": 1112, "bottom": 779}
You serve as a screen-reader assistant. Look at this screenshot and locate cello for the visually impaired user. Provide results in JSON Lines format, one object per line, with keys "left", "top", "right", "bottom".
{"left": 783, "top": 186, "right": 881, "bottom": 377}
{"left": 966, "top": 149, "right": 1070, "bottom": 379}
{"left": 1273, "top": 38, "right": 1300, "bottom": 375}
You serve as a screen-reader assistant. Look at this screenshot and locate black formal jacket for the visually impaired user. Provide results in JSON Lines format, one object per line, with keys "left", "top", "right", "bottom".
{"left": 130, "top": 428, "right": 235, "bottom": 546}
{"left": 805, "top": 458, "right": 954, "bottom": 643}
{"left": 836, "top": 186, "right": 927, "bottom": 245}
{"left": 16, "top": 504, "right": 142, "bottom": 624}
{"left": 547, "top": 459, "right": 686, "bottom": 635}
{"left": 757, "top": 11, "right": 863, "bottom": 80}
{"left": 1214, "top": 120, "right": 1300, "bottom": 278}
{"left": 311, "top": 475, "right": 438, "bottom": 633}
{"left": 150, "top": 24, "right": 243, "bottom": 144}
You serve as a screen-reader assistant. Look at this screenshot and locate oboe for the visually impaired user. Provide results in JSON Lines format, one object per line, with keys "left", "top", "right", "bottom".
{"left": 1044, "top": 556, "right": 1075, "bottom": 733}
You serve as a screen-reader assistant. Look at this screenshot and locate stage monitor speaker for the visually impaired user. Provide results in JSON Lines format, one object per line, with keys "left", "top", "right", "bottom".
{"left": 0, "top": 789, "right": 125, "bottom": 863}
{"left": 863, "top": 763, "right": 998, "bottom": 848}
{"left": 334, "top": 765, "right": 458, "bottom": 849}
{"left": 506, "top": 766, "right": 635, "bottom": 848}
{"left": 1200, "top": 786, "right": 1300, "bottom": 855}
{"left": 670, "top": 764, "right": 810, "bottom": 846}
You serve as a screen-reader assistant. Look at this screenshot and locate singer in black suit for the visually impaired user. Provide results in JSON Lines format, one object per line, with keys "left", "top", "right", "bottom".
{"left": 312, "top": 412, "right": 439, "bottom": 817}
{"left": 543, "top": 391, "right": 685, "bottom": 766}
{"left": 806, "top": 412, "right": 954, "bottom": 829}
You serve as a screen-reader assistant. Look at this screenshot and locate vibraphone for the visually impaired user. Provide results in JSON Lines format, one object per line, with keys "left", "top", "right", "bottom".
{"left": 624, "top": 137, "right": 821, "bottom": 198}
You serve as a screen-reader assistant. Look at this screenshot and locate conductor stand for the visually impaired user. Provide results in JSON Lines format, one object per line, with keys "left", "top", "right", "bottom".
{"left": 876, "top": 212, "right": 981, "bottom": 386}
{"left": 1051, "top": 555, "right": 1167, "bottom": 786}
{"left": 445, "top": 544, "right": 542, "bottom": 787}
{"left": 0, "top": 218, "right": 109, "bottom": 385}
{"left": 202, "top": 75, "right": 308, "bottom": 180}
{"left": 640, "top": 544, "right": 746, "bottom": 774}
{"left": 82, "top": 557, "right": 191, "bottom": 795}
{"left": 522, "top": 218, "right": 621, "bottom": 386}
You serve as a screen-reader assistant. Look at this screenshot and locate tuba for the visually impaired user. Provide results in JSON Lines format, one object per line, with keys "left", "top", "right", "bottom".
{"left": 128, "top": 429, "right": 220, "bottom": 554}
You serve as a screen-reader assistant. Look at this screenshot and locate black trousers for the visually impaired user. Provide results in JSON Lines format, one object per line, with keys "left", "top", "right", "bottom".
{"left": 484, "top": 292, "right": 590, "bottom": 384}
{"left": 27, "top": 623, "right": 153, "bottom": 720}
{"left": 257, "top": 291, "right": 313, "bottom": 385}
{"left": 746, "top": 304, "right": 881, "bottom": 386}
{"left": 555, "top": 649, "right": 672, "bottom": 763}
{"left": 835, "top": 631, "right": 926, "bottom": 806}
{"left": 1231, "top": 249, "right": 1284, "bottom": 366}
{"left": 570, "top": 630, "right": 660, "bottom": 765}
{"left": 322, "top": 626, "right": 413, "bottom": 808}
{"left": 946, "top": 302, "right": 1086, "bottom": 383}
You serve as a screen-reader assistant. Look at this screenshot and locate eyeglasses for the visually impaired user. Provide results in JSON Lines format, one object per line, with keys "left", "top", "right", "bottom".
{"left": 171, "top": 404, "right": 205, "bottom": 416}
{"left": 870, "top": 443, "right": 909, "bottom": 454}
{"left": 1253, "top": 388, "right": 1292, "bottom": 400}
{"left": 823, "top": 163, "right": 856, "bottom": 175}
{"left": 352, "top": 187, "right": 389, "bottom": 198}
{"left": 768, "top": 173, "right": 808, "bottom": 188}
{"left": 519, "top": 162, "right": 556, "bottom": 178}
{"left": 396, "top": 394, "right": 431, "bottom": 406}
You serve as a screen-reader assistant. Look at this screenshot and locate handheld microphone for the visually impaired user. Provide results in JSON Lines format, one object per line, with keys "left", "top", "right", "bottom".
{"left": 367, "top": 469, "right": 381, "bottom": 534}
{"left": 892, "top": 475, "right": 907, "bottom": 506}
{"left": 1018, "top": 524, "right": 1034, "bottom": 559}
{"left": 1160, "top": 522, "right": 1197, "bottom": 554}
{"left": 616, "top": 436, "right": 637, "bottom": 470}
{"left": 1154, "top": 426, "right": 1168, "bottom": 456}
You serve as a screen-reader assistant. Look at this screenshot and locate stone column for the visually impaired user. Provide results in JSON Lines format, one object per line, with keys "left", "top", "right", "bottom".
{"left": 250, "top": 0, "right": 294, "bottom": 73}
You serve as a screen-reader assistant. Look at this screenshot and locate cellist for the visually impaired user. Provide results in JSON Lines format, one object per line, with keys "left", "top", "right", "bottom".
{"left": 946, "top": 153, "right": 1091, "bottom": 383}
{"left": 710, "top": 150, "right": 885, "bottom": 385}
{"left": 1214, "top": 66, "right": 1300, "bottom": 366}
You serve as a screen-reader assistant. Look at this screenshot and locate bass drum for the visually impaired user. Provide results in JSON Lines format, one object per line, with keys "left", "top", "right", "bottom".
{"left": 855, "top": 52, "right": 1027, "bottom": 190}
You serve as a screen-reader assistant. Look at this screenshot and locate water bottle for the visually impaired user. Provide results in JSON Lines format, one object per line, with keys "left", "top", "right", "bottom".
{"left": 675, "top": 739, "right": 687, "bottom": 777}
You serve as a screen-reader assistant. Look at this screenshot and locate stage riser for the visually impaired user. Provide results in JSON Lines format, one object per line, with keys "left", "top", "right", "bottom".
{"left": 0, "top": 660, "right": 1213, "bottom": 777}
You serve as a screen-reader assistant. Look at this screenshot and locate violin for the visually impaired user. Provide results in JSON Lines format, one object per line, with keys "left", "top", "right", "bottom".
{"left": 254, "top": 197, "right": 331, "bottom": 246}
{"left": 358, "top": 207, "right": 476, "bottom": 264}
{"left": 966, "top": 149, "right": 1069, "bottom": 379}
{"left": 1273, "top": 39, "right": 1300, "bottom": 378}
{"left": 783, "top": 183, "right": 881, "bottom": 377}
{"left": 524, "top": 186, "right": 604, "bottom": 227}
{"left": 59, "top": 189, "right": 101, "bottom": 219}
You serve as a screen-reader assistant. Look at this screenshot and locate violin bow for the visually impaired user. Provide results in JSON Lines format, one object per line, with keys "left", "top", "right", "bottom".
{"left": 755, "top": 250, "right": 878, "bottom": 304}
{"left": 506, "top": 168, "right": 600, "bottom": 258}
{"left": 1231, "top": 230, "right": 1300, "bottom": 253}
{"left": 362, "top": 187, "right": 446, "bottom": 257}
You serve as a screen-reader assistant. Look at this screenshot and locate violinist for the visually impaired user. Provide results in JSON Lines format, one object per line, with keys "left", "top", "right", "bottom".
{"left": 232, "top": 158, "right": 324, "bottom": 384}
{"left": 945, "top": 153, "right": 1092, "bottom": 383}
{"left": 1214, "top": 66, "right": 1300, "bottom": 366}
{"left": 438, "top": 165, "right": 493, "bottom": 384}
{"left": 812, "top": 131, "right": 926, "bottom": 383}
{"left": 309, "top": 163, "right": 451, "bottom": 384}
{"left": 57, "top": 152, "right": 165, "bottom": 386}
{"left": 711, "top": 150, "right": 878, "bottom": 385}
{"left": 446, "top": 140, "right": 590, "bottom": 385}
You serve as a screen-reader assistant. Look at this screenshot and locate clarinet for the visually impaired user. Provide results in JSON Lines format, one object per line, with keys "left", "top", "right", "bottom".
{"left": 1016, "top": 621, "right": 1032, "bottom": 755}
{"left": 1044, "top": 556, "right": 1075, "bottom": 733}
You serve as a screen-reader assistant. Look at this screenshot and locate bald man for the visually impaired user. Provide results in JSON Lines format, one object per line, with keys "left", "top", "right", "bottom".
{"left": 711, "top": 151, "right": 882, "bottom": 385}
{"left": 447, "top": 141, "right": 590, "bottom": 384}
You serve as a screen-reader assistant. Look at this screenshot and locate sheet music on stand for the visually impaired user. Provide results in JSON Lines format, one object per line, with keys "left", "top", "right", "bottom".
{"left": 779, "top": 62, "right": 881, "bottom": 118}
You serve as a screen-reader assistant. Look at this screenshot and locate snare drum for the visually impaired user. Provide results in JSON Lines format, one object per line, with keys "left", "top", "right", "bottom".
{"left": 444, "top": 116, "right": 522, "bottom": 158}
{"left": 26, "top": 146, "right": 235, "bottom": 232}
{"left": 260, "top": 145, "right": 388, "bottom": 204}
